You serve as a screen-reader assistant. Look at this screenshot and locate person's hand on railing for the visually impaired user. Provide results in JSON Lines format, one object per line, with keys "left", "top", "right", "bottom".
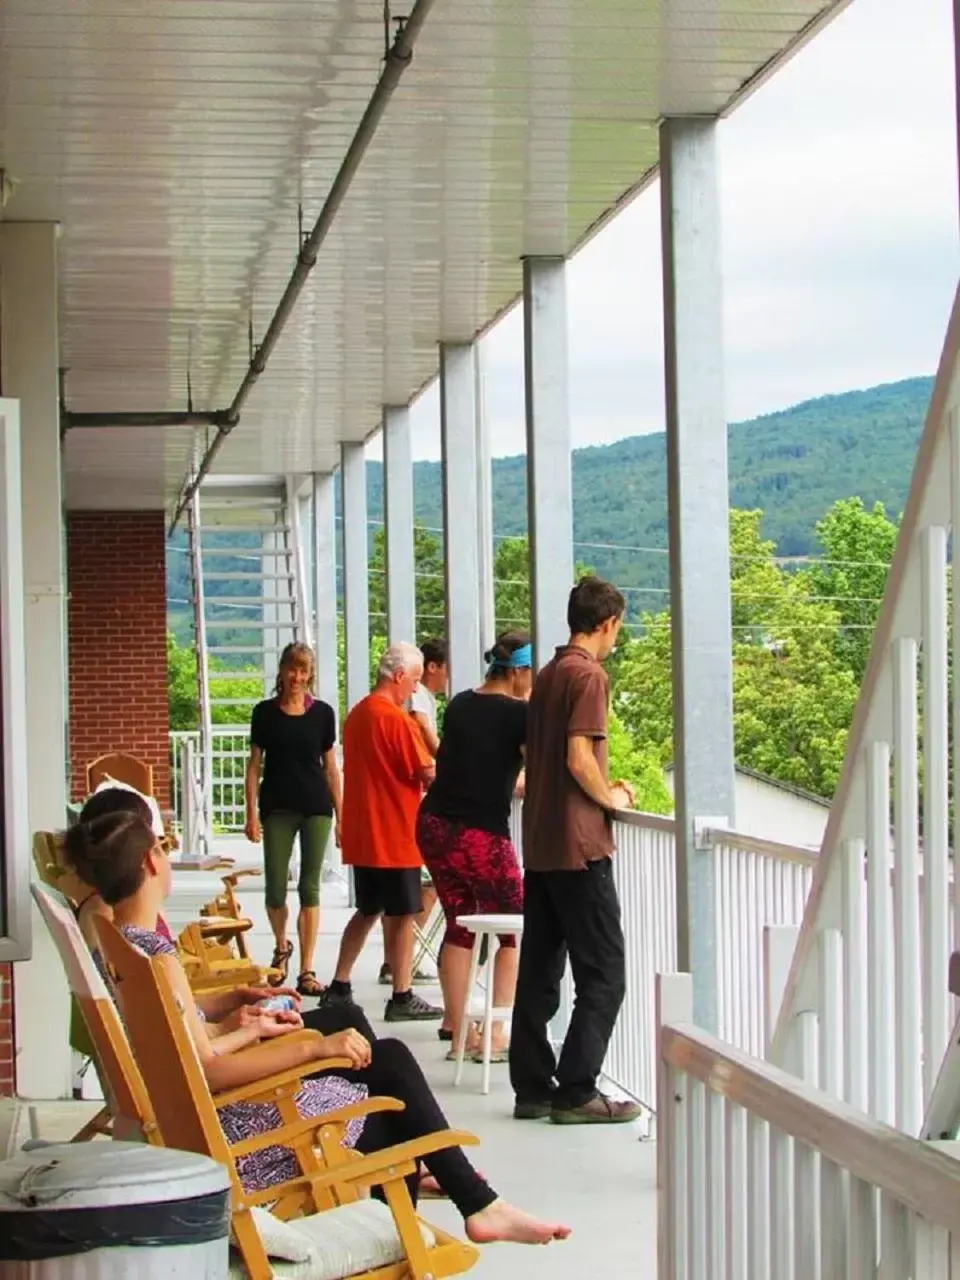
{"left": 610, "top": 779, "right": 636, "bottom": 811}
{"left": 244, "top": 815, "right": 261, "bottom": 844}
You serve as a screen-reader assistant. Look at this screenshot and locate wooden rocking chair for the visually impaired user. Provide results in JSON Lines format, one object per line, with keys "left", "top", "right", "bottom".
{"left": 95, "top": 918, "right": 480, "bottom": 1280}
{"left": 31, "top": 881, "right": 156, "bottom": 1145}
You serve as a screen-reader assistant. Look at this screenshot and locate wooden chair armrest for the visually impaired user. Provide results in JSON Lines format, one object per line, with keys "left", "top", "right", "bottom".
{"left": 294, "top": 1130, "right": 480, "bottom": 1194}
{"left": 227, "top": 1097, "right": 405, "bottom": 1157}
{"left": 198, "top": 916, "right": 251, "bottom": 935}
{"left": 223, "top": 868, "right": 261, "bottom": 885}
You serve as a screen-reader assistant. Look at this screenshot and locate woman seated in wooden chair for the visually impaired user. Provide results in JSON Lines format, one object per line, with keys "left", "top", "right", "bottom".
{"left": 64, "top": 811, "right": 570, "bottom": 1250}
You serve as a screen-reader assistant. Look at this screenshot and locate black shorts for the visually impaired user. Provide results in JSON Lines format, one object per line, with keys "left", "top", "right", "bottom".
{"left": 353, "top": 867, "right": 423, "bottom": 918}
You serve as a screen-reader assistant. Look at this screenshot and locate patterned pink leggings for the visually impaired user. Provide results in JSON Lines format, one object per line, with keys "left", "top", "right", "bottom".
{"left": 416, "top": 812, "right": 524, "bottom": 950}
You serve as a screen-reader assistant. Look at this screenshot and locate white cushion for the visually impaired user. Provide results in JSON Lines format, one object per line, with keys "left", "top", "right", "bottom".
{"left": 247, "top": 1207, "right": 314, "bottom": 1262}
{"left": 230, "top": 1201, "right": 436, "bottom": 1280}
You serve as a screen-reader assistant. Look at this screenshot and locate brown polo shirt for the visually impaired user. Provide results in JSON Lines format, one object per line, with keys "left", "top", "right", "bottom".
{"left": 522, "top": 644, "right": 613, "bottom": 871}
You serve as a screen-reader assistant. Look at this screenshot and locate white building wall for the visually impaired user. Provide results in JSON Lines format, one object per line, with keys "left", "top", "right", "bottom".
{"left": 665, "top": 768, "right": 828, "bottom": 851}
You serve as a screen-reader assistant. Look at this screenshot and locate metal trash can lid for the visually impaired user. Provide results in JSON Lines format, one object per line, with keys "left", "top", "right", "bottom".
{"left": 0, "top": 1142, "right": 230, "bottom": 1212}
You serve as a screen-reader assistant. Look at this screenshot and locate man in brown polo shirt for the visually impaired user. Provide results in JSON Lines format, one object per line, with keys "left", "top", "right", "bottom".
{"left": 510, "top": 576, "right": 641, "bottom": 1124}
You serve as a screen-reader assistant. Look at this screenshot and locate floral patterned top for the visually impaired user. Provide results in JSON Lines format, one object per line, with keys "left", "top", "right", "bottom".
{"left": 114, "top": 924, "right": 367, "bottom": 1194}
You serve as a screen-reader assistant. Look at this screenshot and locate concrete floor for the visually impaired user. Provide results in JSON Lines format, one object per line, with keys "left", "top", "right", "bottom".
{"left": 28, "top": 860, "right": 658, "bottom": 1278}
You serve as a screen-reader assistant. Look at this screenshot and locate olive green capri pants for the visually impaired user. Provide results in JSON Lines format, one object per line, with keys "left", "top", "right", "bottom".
{"left": 262, "top": 811, "right": 331, "bottom": 910}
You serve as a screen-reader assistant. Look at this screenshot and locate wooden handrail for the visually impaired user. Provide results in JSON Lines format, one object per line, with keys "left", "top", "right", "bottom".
{"left": 662, "top": 1019, "right": 960, "bottom": 1231}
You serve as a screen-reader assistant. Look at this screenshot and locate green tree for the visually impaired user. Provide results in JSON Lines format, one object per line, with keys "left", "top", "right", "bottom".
{"left": 493, "top": 537, "right": 531, "bottom": 633}
{"left": 607, "top": 709, "right": 673, "bottom": 814}
{"left": 806, "top": 497, "right": 898, "bottom": 680}
{"left": 367, "top": 525, "right": 446, "bottom": 643}
{"left": 167, "top": 632, "right": 199, "bottom": 731}
{"left": 610, "top": 508, "right": 861, "bottom": 799}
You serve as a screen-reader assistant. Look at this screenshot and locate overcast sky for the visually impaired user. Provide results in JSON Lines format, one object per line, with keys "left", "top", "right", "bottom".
{"left": 390, "top": 0, "right": 958, "bottom": 465}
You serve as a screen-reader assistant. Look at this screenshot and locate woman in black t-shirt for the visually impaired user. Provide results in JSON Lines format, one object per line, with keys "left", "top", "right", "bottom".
{"left": 416, "top": 630, "right": 532, "bottom": 1060}
{"left": 245, "top": 643, "right": 340, "bottom": 995}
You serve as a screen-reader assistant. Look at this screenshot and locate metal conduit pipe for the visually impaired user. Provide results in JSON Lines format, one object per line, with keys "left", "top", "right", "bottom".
{"left": 168, "top": 0, "right": 438, "bottom": 533}
{"left": 63, "top": 410, "right": 229, "bottom": 430}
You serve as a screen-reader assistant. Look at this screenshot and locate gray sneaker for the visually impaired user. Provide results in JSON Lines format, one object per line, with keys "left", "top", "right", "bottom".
{"left": 384, "top": 993, "right": 443, "bottom": 1022}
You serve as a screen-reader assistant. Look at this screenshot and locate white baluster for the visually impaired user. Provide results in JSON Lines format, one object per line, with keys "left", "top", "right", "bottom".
{"left": 795, "top": 1012, "right": 820, "bottom": 1280}
{"left": 770, "top": 1128, "right": 795, "bottom": 1280}
{"left": 922, "top": 524, "right": 950, "bottom": 1104}
{"left": 746, "top": 1113, "right": 769, "bottom": 1280}
{"left": 892, "top": 635, "right": 922, "bottom": 1134}
{"left": 848, "top": 1177, "right": 876, "bottom": 1280}
{"left": 866, "top": 739, "right": 894, "bottom": 1123}
{"left": 841, "top": 839, "right": 868, "bottom": 1110}
{"left": 725, "top": 1102, "right": 747, "bottom": 1280}
{"left": 687, "top": 1078, "right": 707, "bottom": 1279}
{"left": 706, "top": 1089, "right": 726, "bottom": 1277}
{"left": 819, "top": 929, "right": 846, "bottom": 1274}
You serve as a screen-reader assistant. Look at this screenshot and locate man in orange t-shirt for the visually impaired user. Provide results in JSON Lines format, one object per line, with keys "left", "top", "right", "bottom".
{"left": 322, "top": 642, "right": 442, "bottom": 1021}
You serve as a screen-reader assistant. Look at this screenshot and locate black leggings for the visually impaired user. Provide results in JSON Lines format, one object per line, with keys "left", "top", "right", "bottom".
{"left": 302, "top": 1005, "right": 496, "bottom": 1219}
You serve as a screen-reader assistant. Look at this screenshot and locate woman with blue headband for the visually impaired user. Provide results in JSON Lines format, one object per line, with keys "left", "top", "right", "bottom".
{"left": 416, "top": 629, "right": 533, "bottom": 1061}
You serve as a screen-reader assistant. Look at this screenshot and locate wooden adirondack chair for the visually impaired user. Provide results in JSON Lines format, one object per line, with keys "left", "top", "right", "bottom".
{"left": 176, "top": 918, "right": 281, "bottom": 991}
{"left": 85, "top": 751, "right": 154, "bottom": 797}
{"left": 31, "top": 881, "right": 156, "bottom": 1144}
{"left": 95, "top": 918, "right": 480, "bottom": 1280}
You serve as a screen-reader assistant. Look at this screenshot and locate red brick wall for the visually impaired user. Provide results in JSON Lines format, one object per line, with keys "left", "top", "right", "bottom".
{"left": 67, "top": 511, "right": 171, "bottom": 808}
{"left": 0, "top": 962, "right": 13, "bottom": 1097}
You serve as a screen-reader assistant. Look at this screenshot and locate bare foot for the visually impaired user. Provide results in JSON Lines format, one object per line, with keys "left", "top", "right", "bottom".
{"left": 465, "top": 1199, "right": 572, "bottom": 1246}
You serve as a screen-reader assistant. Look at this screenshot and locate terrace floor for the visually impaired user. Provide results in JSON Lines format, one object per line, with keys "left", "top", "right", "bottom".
{"left": 29, "top": 851, "right": 658, "bottom": 1278}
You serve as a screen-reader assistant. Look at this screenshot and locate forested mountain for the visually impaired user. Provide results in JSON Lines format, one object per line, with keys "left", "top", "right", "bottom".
{"left": 168, "top": 375, "right": 932, "bottom": 635}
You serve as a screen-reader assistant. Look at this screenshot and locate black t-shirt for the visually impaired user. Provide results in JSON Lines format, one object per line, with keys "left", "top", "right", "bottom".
{"left": 421, "top": 690, "right": 527, "bottom": 838}
{"left": 250, "top": 698, "right": 337, "bottom": 819}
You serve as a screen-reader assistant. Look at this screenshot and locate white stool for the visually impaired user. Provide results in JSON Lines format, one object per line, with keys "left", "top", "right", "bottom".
{"left": 452, "top": 913, "right": 524, "bottom": 1096}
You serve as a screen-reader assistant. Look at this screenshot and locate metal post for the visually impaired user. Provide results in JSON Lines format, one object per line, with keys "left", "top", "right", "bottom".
{"left": 523, "top": 257, "right": 573, "bottom": 669}
{"left": 523, "top": 257, "right": 575, "bottom": 1043}
{"left": 660, "top": 116, "right": 736, "bottom": 1032}
{"left": 475, "top": 346, "right": 496, "bottom": 652}
{"left": 312, "top": 472, "right": 339, "bottom": 716}
{"left": 287, "top": 475, "right": 313, "bottom": 650}
{"left": 341, "top": 441, "right": 369, "bottom": 711}
{"left": 440, "top": 343, "right": 482, "bottom": 692}
{"left": 189, "top": 488, "right": 213, "bottom": 852}
{"left": 383, "top": 405, "right": 416, "bottom": 645}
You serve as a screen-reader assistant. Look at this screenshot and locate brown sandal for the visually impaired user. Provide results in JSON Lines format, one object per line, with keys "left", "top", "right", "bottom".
{"left": 296, "top": 970, "right": 325, "bottom": 997}
{"left": 269, "top": 940, "right": 294, "bottom": 987}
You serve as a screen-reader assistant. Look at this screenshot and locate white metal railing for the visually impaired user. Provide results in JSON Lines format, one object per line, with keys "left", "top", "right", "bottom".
{"left": 774, "top": 283, "right": 960, "bottom": 1136}
{"left": 600, "top": 814, "right": 814, "bottom": 1109}
{"left": 170, "top": 725, "right": 248, "bottom": 834}
{"left": 658, "top": 971, "right": 960, "bottom": 1279}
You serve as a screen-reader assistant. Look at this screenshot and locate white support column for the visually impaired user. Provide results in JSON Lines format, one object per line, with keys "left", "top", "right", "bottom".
{"left": 0, "top": 222, "right": 72, "bottom": 1098}
{"left": 341, "top": 442, "right": 369, "bottom": 711}
{"left": 475, "top": 347, "right": 496, "bottom": 652}
{"left": 440, "top": 344, "right": 482, "bottom": 693}
{"left": 312, "top": 472, "right": 339, "bottom": 716}
{"left": 660, "top": 118, "right": 736, "bottom": 1033}
{"left": 383, "top": 405, "right": 416, "bottom": 645}
{"left": 523, "top": 257, "right": 573, "bottom": 668}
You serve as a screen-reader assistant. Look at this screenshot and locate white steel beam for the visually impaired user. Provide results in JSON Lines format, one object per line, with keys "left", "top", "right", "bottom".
{"left": 523, "top": 256, "right": 574, "bottom": 669}
{"left": 383, "top": 405, "right": 416, "bottom": 645}
{"left": 660, "top": 117, "right": 736, "bottom": 1033}
{"left": 440, "top": 343, "right": 481, "bottom": 692}
{"left": 312, "top": 471, "right": 339, "bottom": 715}
{"left": 341, "top": 441, "right": 369, "bottom": 710}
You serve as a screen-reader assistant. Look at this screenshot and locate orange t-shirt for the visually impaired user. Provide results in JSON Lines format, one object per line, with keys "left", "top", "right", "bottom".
{"left": 341, "top": 694, "right": 432, "bottom": 869}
